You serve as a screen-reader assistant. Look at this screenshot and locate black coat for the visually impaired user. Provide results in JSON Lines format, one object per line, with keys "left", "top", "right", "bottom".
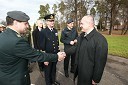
{"left": 0, "top": 28, "right": 58, "bottom": 85}
{"left": 32, "top": 27, "right": 43, "bottom": 50}
{"left": 66, "top": 29, "right": 108, "bottom": 85}
{"left": 40, "top": 27, "right": 59, "bottom": 53}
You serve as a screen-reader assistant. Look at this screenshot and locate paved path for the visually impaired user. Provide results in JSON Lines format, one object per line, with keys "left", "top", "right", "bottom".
{"left": 30, "top": 45, "right": 128, "bottom": 85}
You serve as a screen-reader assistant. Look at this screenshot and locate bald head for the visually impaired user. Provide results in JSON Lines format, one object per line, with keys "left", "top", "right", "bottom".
{"left": 82, "top": 15, "right": 94, "bottom": 24}
{"left": 80, "top": 15, "right": 94, "bottom": 32}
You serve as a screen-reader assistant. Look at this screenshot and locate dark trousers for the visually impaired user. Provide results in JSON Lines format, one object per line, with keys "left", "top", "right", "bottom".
{"left": 64, "top": 53, "right": 75, "bottom": 72}
{"left": 38, "top": 62, "right": 44, "bottom": 71}
{"left": 44, "top": 62, "right": 57, "bottom": 85}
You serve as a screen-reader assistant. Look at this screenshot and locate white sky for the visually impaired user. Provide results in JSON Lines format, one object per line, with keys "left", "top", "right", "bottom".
{"left": 0, "top": 0, "right": 60, "bottom": 25}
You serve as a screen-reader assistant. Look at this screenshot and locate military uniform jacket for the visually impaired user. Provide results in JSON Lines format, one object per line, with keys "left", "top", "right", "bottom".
{"left": 60, "top": 27, "right": 78, "bottom": 51}
{"left": 0, "top": 28, "right": 58, "bottom": 85}
{"left": 40, "top": 27, "right": 59, "bottom": 54}
{"left": 66, "top": 29, "right": 108, "bottom": 85}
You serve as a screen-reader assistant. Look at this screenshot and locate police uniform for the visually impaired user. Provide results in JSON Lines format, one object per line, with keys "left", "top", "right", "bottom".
{"left": 0, "top": 11, "right": 58, "bottom": 85}
{"left": 40, "top": 14, "right": 60, "bottom": 85}
{"left": 60, "top": 18, "right": 78, "bottom": 77}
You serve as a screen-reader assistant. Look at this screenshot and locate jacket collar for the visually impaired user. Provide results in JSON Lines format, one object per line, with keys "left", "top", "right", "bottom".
{"left": 6, "top": 28, "right": 21, "bottom": 37}
{"left": 83, "top": 28, "right": 97, "bottom": 41}
{"left": 65, "top": 27, "right": 75, "bottom": 32}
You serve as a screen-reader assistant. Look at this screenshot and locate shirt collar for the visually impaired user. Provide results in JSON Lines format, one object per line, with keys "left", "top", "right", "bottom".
{"left": 85, "top": 28, "right": 97, "bottom": 41}
{"left": 38, "top": 27, "right": 42, "bottom": 31}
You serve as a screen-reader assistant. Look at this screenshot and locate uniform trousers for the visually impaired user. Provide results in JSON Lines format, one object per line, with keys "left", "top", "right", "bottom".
{"left": 64, "top": 53, "right": 75, "bottom": 73}
{"left": 44, "top": 62, "right": 57, "bottom": 85}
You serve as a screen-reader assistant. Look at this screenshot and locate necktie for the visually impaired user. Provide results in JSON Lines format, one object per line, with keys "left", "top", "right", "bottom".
{"left": 51, "top": 28, "right": 53, "bottom": 31}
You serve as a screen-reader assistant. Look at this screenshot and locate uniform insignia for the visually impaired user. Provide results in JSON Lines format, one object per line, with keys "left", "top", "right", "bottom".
{"left": 55, "top": 33, "right": 58, "bottom": 36}
{"left": 48, "top": 38, "right": 50, "bottom": 40}
{"left": 50, "top": 15, "right": 54, "bottom": 19}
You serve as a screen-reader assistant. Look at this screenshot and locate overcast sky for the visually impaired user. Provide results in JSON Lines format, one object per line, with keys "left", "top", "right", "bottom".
{"left": 0, "top": 0, "right": 60, "bottom": 25}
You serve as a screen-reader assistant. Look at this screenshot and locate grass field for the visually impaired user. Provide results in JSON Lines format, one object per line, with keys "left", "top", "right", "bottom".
{"left": 104, "top": 35, "right": 128, "bottom": 58}
{"left": 58, "top": 31, "right": 128, "bottom": 58}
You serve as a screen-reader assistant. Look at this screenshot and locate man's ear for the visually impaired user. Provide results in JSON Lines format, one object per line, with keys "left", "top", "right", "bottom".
{"left": 13, "top": 20, "right": 18, "bottom": 25}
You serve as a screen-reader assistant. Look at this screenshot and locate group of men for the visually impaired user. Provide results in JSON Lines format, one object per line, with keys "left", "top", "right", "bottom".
{"left": 0, "top": 10, "right": 108, "bottom": 85}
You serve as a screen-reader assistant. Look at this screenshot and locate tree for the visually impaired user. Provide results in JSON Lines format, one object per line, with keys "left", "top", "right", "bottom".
{"left": 58, "top": 1, "right": 66, "bottom": 30}
{"left": 38, "top": 4, "right": 50, "bottom": 19}
{"left": 52, "top": 4, "right": 59, "bottom": 29}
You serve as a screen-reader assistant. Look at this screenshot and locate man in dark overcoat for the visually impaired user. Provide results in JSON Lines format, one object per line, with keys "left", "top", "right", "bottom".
{"left": 39, "top": 14, "right": 60, "bottom": 85}
{"left": 60, "top": 18, "right": 78, "bottom": 77}
{"left": 32, "top": 19, "right": 44, "bottom": 71}
{"left": 32, "top": 19, "right": 43, "bottom": 50}
{"left": 0, "top": 11, "right": 65, "bottom": 85}
{"left": 65, "top": 15, "right": 108, "bottom": 85}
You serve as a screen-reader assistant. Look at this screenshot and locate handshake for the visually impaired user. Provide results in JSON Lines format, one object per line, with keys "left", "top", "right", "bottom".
{"left": 57, "top": 52, "right": 66, "bottom": 61}
{"left": 44, "top": 52, "right": 66, "bottom": 66}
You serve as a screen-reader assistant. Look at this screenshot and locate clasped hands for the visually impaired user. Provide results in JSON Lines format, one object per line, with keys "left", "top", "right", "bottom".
{"left": 70, "top": 39, "right": 77, "bottom": 45}
{"left": 44, "top": 52, "right": 66, "bottom": 66}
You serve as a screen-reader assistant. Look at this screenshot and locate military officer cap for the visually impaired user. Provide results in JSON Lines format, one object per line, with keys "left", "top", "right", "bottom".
{"left": 44, "top": 14, "right": 55, "bottom": 20}
{"left": 67, "top": 18, "right": 74, "bottom": 24}
{"left": 7, "top": 11, "right": 30, "bottom": 22}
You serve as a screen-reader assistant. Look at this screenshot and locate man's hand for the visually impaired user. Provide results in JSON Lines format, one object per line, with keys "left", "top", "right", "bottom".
{"left": 74, "top": 39, "right": 77, "bottom": 43}
{"left": 57, "top": 52, "right": 66, "bottom": 61}
{"left": 92, "top": 80, "right": 97, "bottom": 85}
{"left": 70, "top": 41, "right": 75, "bottom": 45}
{"left": 44, "top": 62, "right": 49, "bottom": 66}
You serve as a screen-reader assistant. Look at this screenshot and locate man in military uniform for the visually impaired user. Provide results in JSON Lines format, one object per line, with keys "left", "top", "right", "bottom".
{"left": 0, "top": 11, "right": 65, "bottom": 85}
{"left": 60, "top": 18, "right": 78, "bottom": 77}
{"left": 39, "top": 14, "right": 60, "bottom": 85}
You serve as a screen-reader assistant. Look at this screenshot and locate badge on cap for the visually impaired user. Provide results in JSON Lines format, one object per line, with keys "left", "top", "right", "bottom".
{"left": 50, "top": 15, "right": 54, "bottom": 19}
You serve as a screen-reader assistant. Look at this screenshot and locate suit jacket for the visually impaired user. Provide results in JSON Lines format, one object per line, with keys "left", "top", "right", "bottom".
{"left": 0, "top": 28, "right": 58, "bottom": 85}
{"left": 40, "top": 27, "right": 59, "bottom": 54}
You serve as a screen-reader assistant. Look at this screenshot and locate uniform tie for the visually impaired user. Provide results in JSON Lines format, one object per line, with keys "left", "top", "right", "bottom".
{"left": 51, "top": 28, "right": 53, "bottom": 31}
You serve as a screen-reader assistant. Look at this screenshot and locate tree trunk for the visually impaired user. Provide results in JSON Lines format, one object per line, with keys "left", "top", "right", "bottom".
{"left": 124, "top": 25, "right": 128, "bottom": 35}
{"left": 74, "top": 0, "right": 78, "bottom": 28}
{"left": 109, "top": 7, "right": 113, "bottom": 35}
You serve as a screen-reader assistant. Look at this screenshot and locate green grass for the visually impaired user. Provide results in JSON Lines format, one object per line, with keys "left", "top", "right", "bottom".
{"left": 104, "top": 35, "right": 128, "bottom": 58}
{"left": 58, "top": 31, "right": 128, "bottom": 58}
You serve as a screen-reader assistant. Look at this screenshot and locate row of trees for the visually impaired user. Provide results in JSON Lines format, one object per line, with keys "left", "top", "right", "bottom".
{"left": 38, "top": 0, "right": 128, "bottom": 35}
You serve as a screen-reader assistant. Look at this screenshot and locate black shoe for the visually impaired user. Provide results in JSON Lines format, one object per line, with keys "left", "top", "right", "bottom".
{"left": 52, "top": 81, "right": 60, "bottom": 85}
{"left": 65, "top": 72, "right": 69, "bottom": 78}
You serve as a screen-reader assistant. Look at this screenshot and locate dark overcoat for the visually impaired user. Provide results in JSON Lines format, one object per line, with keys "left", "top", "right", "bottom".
{"left": 32, "top": 27, "right": 43, "bottom": 50}
{"left": 66, "top": 29, "right": 108, "bottom": 85}
{"left": 0, "top": 28, "right": 58, "bottom": 85}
